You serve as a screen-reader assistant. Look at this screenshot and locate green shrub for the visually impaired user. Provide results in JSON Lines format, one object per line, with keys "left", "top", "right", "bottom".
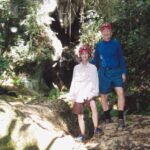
{"left": 0, "top": 57, "right": 10, "bottom": 75}
{"left": 48, "top": 88, "right": 60, "bottom": 100}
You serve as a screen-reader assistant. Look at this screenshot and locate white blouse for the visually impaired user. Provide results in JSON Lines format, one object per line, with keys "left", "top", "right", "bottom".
{"left": 68, "top": 62, "right": 99, "bottom": 103}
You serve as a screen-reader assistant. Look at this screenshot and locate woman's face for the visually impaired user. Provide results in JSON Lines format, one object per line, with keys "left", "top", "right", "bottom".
{"left": 80, "top": 51, "right": 89, "bottom": 62}
{"left": 101, "top": 29, "right": 112, "bottom": 41}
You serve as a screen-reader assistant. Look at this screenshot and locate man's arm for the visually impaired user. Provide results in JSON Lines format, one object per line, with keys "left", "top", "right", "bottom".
{"left": 117, "top": 41, "right": 127, "bottom": 82}
{"left": 90, "top": 43, "right": 99, "bottom": 67}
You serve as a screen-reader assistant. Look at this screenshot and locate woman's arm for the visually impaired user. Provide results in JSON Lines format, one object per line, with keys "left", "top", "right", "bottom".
{"left": 87, "top": 66, "right": 99, "bottom": 100}
{"left": 68, "top": 66, "right": 77, "bottom": 100}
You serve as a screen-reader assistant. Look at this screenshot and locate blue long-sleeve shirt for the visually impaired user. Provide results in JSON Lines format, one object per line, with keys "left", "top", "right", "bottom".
{"left": 91, "top": 39, "right": 127, "bottom": 74}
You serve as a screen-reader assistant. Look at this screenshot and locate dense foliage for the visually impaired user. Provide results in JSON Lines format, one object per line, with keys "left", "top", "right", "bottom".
{"left": 0, "top": 0, "right": 150, "bottom": 96}
{"left": 80, "top": 0, "right": 150, "bottom": 93}
{"left": 0, "top": 0, "right": 53, "bottom": 89}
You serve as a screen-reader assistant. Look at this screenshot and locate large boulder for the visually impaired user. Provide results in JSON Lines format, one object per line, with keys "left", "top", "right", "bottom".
{"left": 0, "top": 100, "right": 86, "bottom": 150}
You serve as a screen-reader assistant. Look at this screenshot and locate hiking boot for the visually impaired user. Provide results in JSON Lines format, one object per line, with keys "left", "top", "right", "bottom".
{"left": 94, "top": 128, "right": 103, "bottom": 137}
{"left": 118, "top": 119, "right": 125, "bottom": 130}
{"left": 105, "top": 118, "right": 113, "bottom": 124}
{"left": 75, "top": 134, "right": 85, "bottom": 142}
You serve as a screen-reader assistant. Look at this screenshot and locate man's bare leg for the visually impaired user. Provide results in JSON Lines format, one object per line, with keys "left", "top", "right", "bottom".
{"left": 101, "top": 94, "right": 112, "bottom": 123}
{"left": 115, "top": 87, "right": 126, "bottom": 129}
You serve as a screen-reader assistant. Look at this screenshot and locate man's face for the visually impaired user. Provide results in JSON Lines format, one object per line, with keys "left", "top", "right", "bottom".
{"left": 101, "top": 29, "right": 112, "bottom": 41}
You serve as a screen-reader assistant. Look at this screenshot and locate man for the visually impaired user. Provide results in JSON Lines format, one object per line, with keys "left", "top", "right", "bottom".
{"left": 92, "top": 23, "right": 127, "bottom": 130}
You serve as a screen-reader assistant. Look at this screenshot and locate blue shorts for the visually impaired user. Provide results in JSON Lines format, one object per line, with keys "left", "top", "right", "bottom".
{"left": 98, "top": 68, "right": 124, "bottom": 94}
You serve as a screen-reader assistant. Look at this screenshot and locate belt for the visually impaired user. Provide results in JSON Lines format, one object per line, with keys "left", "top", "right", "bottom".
{"left": 101, "top": 67, "right": 119, "bottom": 70}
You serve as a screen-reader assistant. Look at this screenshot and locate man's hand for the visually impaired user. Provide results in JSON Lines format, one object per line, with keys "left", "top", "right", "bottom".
{"left": 122, "top": 74, "right": 126, "bottom": 83}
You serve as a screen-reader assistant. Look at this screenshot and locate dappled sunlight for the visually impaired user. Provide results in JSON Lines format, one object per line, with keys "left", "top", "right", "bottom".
{"left": 5, "top": 41, "right": 36, "bottom": 63}
{"left": 0, "top": 82, "right": 149, "bottom": 150}
{"left": 37, "top": 0, "right": 56, "bottom": 25}
{"left": 10, "top": 27, "right": 18, "bottom": 33}
{"left": 36, "top": 0, "right": 63, "bottom": 61}
{"left": 39, "top": 0, "right": 57, "bottom": 14}
{"left": 43, "top": 26, "right": 63, "bottom": 61}
{"left": 0, "top": 76, "right": 14, "bottom": 87}
{"left": 0, "top": 0, "right": 150, "bottom": 149}
{"left": 85, "top": 142, "right": 100, "bottom": 150}
{"left": 113, "top": 104, "right": 118, "bottom": 110}
{"left": 0, "top": 100, "right": 86, "bottom": 150}
{"left": 0, "top": 101, "right": 16, "bottom": 138}
{"left": 50, "top": 135, "right": 86, "bottom": 150}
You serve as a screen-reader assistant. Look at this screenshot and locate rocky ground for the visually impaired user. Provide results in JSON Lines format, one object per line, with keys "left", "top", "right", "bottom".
{"left": 86, "top": 115, "right": 150, "bottom": 150}
{"left": 0, "top": 90, "right": 150, "bottom": 150}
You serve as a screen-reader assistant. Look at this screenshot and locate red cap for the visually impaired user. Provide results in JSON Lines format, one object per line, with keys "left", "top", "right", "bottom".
{"left": 100, "top": 23, "right": 112, "bottom": 31}
{"left": 79, "top": 44, "right": 92, "bottom": 56}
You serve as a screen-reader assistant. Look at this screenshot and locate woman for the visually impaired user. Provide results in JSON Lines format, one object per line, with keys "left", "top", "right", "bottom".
{"left": 68, "top": 44, "right": 103, "bottom": 142}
